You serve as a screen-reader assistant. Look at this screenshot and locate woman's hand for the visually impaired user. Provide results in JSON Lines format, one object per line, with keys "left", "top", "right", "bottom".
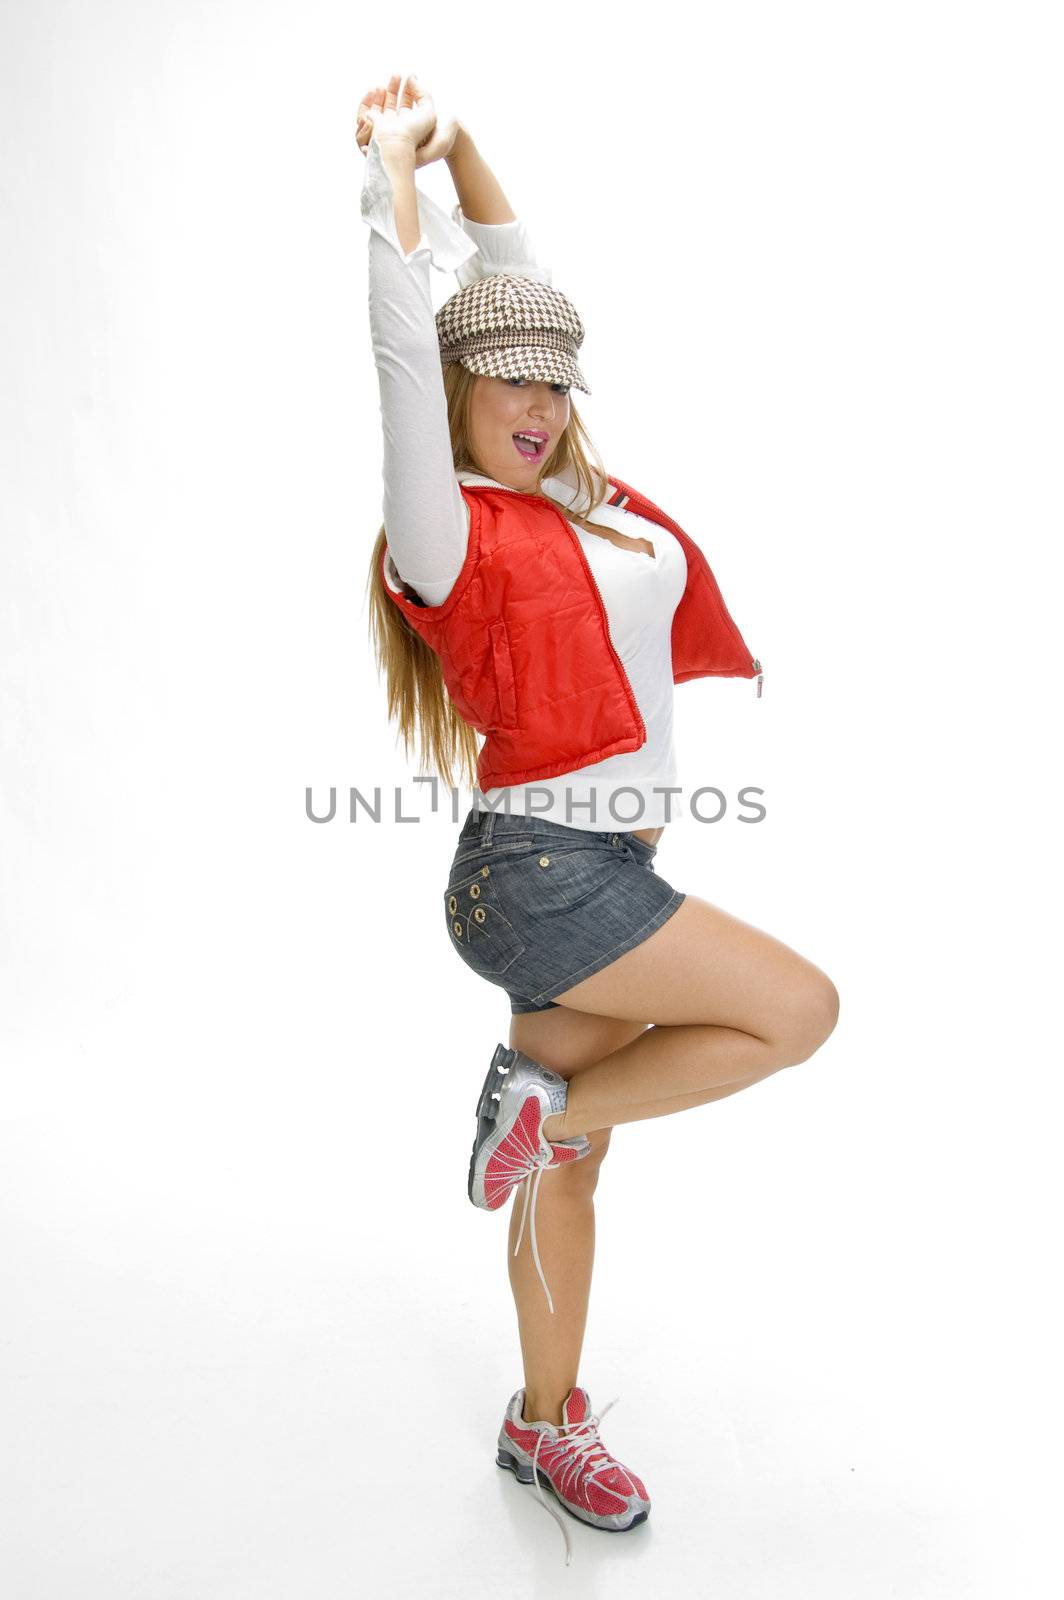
{"left": 356, "top": 73, "right": 461, "bottom": 169}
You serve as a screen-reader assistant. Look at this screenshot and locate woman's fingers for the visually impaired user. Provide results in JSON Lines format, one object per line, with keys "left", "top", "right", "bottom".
{"left": 357, "top": 82, "right": 385, "bottom": 119}
{"left": 355, "top": 84, "right": 382, "bottom": 153}
{"left": 355, "top": 73, "right": 437, "bottom": 155}
{"left": 399, "top": 72, "right": 434, "bottom": 135}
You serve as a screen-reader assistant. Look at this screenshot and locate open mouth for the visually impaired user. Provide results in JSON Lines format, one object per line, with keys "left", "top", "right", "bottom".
{"left": 512, "top": 431, "right": 548, "bottom": 462}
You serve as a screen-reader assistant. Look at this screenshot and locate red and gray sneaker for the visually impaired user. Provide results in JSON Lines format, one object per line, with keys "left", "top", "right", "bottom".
{"left": 468, "top": 1043, "right": 591, "bottom": 1313}
{"left": 497, "top": 1385, "right": 651, "bottom": 1564}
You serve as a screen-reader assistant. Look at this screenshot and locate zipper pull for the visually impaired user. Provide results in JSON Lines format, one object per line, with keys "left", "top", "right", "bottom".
{"left": 752, "top": 658, "right": 763, "bottom": 698}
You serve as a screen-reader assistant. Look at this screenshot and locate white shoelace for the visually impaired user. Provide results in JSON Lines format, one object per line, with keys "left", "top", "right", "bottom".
{"left": 487, "top": 1079, "right": 561, "bottom": 1313}
{"left": 513, "top": 1160, "right": 556, "bottom": 1313}
{"left": 526, "top": 1395, "right": 631, "bottom": 1566}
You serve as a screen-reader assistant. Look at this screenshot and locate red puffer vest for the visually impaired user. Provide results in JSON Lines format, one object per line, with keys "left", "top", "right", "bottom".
{"left": 380, "top": 473, "right": 762, "bottom": 790}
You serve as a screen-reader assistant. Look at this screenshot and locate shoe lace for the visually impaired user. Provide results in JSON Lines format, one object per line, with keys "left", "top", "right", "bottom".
{"left": 489, "top": 1084, "right": 569, "bottom": 1315}
{"left": 512, "top": 1157, "right": 557, "bottom": 1313}
{"left": 529, "top": 1396, "right": 631, "bottom": 1566}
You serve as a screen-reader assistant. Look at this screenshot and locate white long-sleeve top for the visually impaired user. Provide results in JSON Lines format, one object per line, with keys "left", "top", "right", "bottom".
{"left": 361, "top": 135, "right": 687, "bottom": 829}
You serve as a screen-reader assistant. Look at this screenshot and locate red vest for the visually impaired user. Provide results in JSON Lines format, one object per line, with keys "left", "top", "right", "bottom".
{"left": 380, "top": 474, "right": 761, "bottom": 790}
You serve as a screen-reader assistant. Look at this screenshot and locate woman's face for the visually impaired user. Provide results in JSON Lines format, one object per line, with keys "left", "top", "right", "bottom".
{"left": 467, "top": 374, "right": 571, "bottom": 490}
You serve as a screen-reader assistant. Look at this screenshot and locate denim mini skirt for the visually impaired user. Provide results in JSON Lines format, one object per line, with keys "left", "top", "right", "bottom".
{"left": 443, "top": 807, "right": 687, "bottom": 1014}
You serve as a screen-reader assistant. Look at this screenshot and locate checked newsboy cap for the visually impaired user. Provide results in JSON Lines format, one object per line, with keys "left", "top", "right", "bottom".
{"left": 435, "top": 272, "right": 591, "bottom": 396}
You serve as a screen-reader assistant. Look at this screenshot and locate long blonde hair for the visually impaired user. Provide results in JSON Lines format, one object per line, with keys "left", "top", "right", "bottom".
{"left": 366, "top": 361, "right": 611, "bottom": 788}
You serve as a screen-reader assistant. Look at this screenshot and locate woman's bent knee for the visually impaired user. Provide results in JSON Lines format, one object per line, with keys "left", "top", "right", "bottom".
{"left": 779, "top": 973, "right": 840, "bottom": 1064}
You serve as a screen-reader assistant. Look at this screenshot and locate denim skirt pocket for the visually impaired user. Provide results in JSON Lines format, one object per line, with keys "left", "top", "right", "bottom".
{"left": 487, "top": 840, "right": 621, "bottom": 921}
{"left": 444, "top": 862, "right": 526, "bottom": 977}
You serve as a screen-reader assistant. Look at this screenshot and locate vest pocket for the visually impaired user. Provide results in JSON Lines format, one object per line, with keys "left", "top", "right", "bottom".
{"left": 488, "top": 621, "right": 518, "bottom": 729}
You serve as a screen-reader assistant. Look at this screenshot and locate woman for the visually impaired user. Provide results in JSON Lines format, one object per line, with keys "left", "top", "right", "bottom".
{"left": 357, "top": 72, "right": 840, "bottom": 1563}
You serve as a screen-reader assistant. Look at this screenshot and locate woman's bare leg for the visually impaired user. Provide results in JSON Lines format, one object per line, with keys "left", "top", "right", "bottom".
{"left": 504, "top": 1010, "right": 645, "bottom": 1426}
{"left": 539, "top": 893, "right": 840, "bottom": 1140}
{"left": 500, "top": 896, "right": 839, "bottom": 1425}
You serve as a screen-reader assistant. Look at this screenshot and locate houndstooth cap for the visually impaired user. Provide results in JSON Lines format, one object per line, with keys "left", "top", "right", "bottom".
{"left": 435, "top": 273, "right": 591, "bottom": 395}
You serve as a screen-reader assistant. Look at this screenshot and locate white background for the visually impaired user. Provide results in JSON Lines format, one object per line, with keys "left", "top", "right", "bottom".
{"left": 2, "top": 2, "right": 1062, "bottom": 1595}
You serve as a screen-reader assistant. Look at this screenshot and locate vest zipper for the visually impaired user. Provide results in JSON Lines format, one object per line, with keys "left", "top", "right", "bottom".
{"left": 753, "top": 657, "right": 763, "bottom": 698}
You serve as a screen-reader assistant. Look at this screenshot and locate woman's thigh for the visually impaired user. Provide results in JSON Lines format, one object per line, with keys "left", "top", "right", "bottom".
{"left": 549, "top": 892, "right": 839, "bottom": 1044}
{"left": 509, "top": 1008, "right": 649, "bottom": 1077}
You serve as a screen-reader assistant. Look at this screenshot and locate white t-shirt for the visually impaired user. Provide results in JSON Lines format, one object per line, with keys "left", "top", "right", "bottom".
{"left": 361, "top": 134, "right": 687, "bottom": 829}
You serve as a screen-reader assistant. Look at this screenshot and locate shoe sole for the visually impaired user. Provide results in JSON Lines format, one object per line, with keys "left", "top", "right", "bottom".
{"left": 467, "top": 1043, "right": 514, "bottom": 1207}
{"left": 496, "top": 1446, "right": 650, "bottom": 1531}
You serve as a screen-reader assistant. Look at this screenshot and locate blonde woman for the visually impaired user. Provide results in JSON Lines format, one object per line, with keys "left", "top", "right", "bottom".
{"left": 357, "top": 72, "right": 840, "bottom": 1564}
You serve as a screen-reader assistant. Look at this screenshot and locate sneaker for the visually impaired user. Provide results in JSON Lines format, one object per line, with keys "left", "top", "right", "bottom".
{"left": 497, "top": 1385, "right": 651, "bottom": 1564}
{"left": 468, "top": 1043, "right": 591, "bottom": 1313}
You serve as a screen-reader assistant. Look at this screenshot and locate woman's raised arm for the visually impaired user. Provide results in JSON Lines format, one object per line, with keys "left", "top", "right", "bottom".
{"left": 445, "top": 126, "right": 517, "bottom": 225}
{"left": 444, "top": 124, "right": 552, "bottom": 290}
{"left": 358, "top": 76, "right": 476, "bottom": 606}
{"left": 358, "top": 76, "right": 550, "bottom": 605}
{"left": 357, "top": 75, "right": 550, "bottom": 284}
